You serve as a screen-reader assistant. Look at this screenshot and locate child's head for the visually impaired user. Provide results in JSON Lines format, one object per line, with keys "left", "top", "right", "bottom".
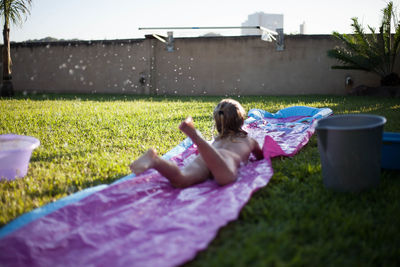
{"left": 213, "top": 99, "right": 247, "bottom": 138}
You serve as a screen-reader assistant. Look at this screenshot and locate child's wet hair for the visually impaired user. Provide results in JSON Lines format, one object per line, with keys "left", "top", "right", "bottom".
{"left": 213, "top": 99, "right": 247, "bottom": 139}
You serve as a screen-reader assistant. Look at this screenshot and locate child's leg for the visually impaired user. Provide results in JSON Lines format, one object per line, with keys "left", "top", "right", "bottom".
{"left": 130, "top": 148, "right": 209, "bottom": 188}
{"left": 179, "top": 117, "right": 240, "bottom": 186}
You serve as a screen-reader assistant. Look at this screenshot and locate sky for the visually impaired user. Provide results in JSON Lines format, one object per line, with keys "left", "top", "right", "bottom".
{"left": 7, "top": 0, "right": 399, "bottom": 42}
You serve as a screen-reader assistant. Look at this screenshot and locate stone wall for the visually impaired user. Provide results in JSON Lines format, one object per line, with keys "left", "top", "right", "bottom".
{"left": 5, "top": 35, "right": 380, "bottom": 95}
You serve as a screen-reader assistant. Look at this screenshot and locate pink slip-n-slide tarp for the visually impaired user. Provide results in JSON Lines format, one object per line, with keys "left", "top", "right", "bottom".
{"left": 0, "top": 106, "right": 332, "bottom": 267}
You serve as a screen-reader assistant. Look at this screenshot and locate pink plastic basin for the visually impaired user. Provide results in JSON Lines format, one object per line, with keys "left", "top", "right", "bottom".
{"left": 0, "top": 134, "right": 40, "bottom": 180}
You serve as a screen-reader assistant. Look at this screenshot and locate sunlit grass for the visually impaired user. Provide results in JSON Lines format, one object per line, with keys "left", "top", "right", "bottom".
{"left": 1, "top": 93, "right": 399, "bottom": 266}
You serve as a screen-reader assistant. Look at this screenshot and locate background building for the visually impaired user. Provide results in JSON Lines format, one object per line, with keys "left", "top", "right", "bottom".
{"left": 300, "top": 21, "right": 306, "bottom": 34}
{"left": 242, "top": 12, "right": 284, "bottom": 35}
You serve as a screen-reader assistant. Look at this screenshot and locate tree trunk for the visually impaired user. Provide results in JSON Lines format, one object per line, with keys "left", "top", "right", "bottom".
{"left": 1, "top": 22, "right": 13, "bottom": 97}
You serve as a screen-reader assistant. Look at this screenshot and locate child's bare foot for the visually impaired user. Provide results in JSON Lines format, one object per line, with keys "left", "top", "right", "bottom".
{"left": 179, "top": 117, "right": 200, "bottom": 140}
{"left": 130, "top": 148, "right": 158, "bottom": 175}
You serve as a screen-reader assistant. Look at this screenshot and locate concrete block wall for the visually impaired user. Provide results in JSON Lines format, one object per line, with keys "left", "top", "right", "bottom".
{"left": 5, "top": 35, "right": 380, "bottom": 95}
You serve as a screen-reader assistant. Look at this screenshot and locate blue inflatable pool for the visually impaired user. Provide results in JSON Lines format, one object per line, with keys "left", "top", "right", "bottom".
{"left": 382, "top": 132, "right": 400, "bottom": 170}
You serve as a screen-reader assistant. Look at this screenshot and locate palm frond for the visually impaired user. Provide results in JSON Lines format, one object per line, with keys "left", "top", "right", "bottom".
{"left": 331, "top": 32, "right": 362, "bottom": 57}
{"left": 381, "top": 1, "right": 393, "bottom": 72}
{"left": 330, "top": 65, "right": 371, "bottom": 71}
{"left": 351, "top": 18, "right": 372, "bottom": 54}
{"left": 327, "top": 48, "right": 385, "bottom": 76}
{"left": 391, "top": 6, "right": 400, "bottom": 70}
{"left": 351, "top": 18, "right": 383, "bottom": 67}
{"left": 328, "top": 1, "right": 400, "bottom": 80}
{"left": 0, "top": 0, "right": 32, "bottom": 27}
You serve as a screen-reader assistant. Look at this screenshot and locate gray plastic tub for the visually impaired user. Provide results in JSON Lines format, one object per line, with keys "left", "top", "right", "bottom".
{"left": 316, "top": 114, "right": 386, "bottom": 192}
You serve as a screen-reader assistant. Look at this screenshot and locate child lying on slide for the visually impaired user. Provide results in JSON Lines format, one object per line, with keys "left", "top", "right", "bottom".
{"left": 130, "top": 99, "right": 264, "bottom": 188}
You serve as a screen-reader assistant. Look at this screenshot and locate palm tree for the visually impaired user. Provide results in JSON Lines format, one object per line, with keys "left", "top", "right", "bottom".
{"left": 327, "top": 1, "right": 400, "bottom": 86}
{"left": 0, "top": 0, "right": 32, "bottom": 97}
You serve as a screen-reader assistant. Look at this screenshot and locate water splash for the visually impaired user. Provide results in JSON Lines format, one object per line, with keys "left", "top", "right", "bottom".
{"left": 123, "top": 79, "right": 132, "bottom": 86}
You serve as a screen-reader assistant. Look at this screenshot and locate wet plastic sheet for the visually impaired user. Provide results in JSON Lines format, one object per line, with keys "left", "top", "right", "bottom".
{"left": 0, "top": 106, "right": 331, "bottom": 267}
{"left": 246, "top": 106, "right": 332, "bottom": 158}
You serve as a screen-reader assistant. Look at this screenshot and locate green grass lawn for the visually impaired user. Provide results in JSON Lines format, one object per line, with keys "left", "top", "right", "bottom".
{"left": 1, "top": 94, "right": 400, "bottom": 266}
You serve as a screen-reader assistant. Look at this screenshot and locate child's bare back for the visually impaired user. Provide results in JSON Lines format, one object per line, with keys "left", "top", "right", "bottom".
{"left": 211, "top": 135, "right": 259, "bottom": 164}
